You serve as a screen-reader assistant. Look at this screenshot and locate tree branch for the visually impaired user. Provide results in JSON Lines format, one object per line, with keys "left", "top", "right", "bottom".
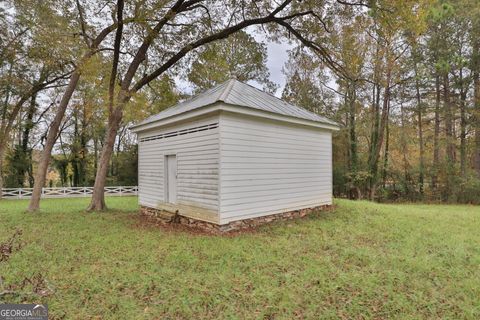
{"left": 336, "top": 0, "right": 371, "bottom": 7}
{"left": 274, "top": 19, "right": 349, "bottom": 80}
{"left": 108, "top": 0, "right": 125, "bottom": 113}
{"left": 75, "top": 0, "right": 92, "bottom": 47}
{"left": 121, "top": 0, "right": 187, "bottom": 90}
{"left": 131, "top": 4, "right": 307, "bottom": 92}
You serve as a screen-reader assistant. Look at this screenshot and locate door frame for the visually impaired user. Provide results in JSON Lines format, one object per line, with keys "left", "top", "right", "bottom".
{"left": 164, "top": 153, "right": 177, "bottom": 204}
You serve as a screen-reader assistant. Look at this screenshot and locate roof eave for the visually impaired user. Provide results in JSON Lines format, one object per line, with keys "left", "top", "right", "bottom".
{"left": 221, "top": 103, "right": 340, "bottom": 131}
{"left": 130, "top": 102, "right": 341, "bottom": 133}
{"left": 129, "top": 102, "right": 221, "bottom": 133}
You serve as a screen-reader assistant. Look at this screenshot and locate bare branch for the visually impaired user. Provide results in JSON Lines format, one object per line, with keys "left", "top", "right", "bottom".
{"left": 274, "top": 19, "right": 349, "bottom": 80}
{"left": 132, "top": 3, "right": 307, "bottom": 92}
{"left": 120, "top": 0, "right": 187, "bottom": 90}
{"left": 108, "top": 0, "right": 125, "bottom": 113}
{"left": 336, "top": 0, "right": 371, "bottom": 7}
{"left": 75, "top": 0, "right": 92, "bottom": 47}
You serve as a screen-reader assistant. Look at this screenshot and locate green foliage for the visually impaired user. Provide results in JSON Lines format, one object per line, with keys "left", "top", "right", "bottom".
{"left": 114, "top": 145, "right": 138, "bottom": 186}
{"left": 130, "top": 75, "right": 181, "bottom": 122}
{"left": 188, "top": 31, "right": 276, "bottom": 92}
{"left": 4, "top": 145, "right": 32, "bottom": 188}
{"left": 52, "top": 156, "right": 71, "bottom": 187}
{"left": 282, "top": 49, "right": 336, "bottom": 119}
{"left": 1, "top": 198, "right": 480, "bottom": 318}
{"left": 450, "top": 175, "right": 480, "bottom": 204}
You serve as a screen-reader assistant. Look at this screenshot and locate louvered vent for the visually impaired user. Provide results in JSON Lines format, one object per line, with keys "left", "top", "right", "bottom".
{"left": 139, "top": 123, "right": 218, "bottom": 142}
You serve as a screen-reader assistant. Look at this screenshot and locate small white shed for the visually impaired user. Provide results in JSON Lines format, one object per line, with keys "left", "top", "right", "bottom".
{"left": 131, "top": 79, "right": 339, "bottom": 230}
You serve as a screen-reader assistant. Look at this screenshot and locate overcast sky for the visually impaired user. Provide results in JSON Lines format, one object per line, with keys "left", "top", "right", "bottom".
{"left": 176, "top": 31, "right": 294, "bottom": 98}
{"left": 257, "top": 40, "right": 294, "bottom": 97}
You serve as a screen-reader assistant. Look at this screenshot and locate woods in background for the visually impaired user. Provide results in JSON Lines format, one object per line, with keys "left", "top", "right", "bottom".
{"left": 283, "top": 0, "right": 480, "bottom": 203}
{"left": 1, "top": 0, "right": 479, "bottom": 207}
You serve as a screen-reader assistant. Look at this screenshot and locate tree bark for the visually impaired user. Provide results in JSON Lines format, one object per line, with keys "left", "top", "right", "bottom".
{"left": 473, "top": 29, "right": 480, "bottom": 176}
{"left": 382, "top": 110, "right": 390, "bottom": 188}
{"left": 365, "top": 35, "right": 383, "bottom": 200}
{"left": 414, "top": 65, "right": 424, "bottom": 196}
{"left": 79, "top": 104, "right": 88, "bottom": 186}
{"left": 399, "top": 96, "right": 411, "bottom": 196}
{"left": 87, "top": 107, "right": 123, "bottom": 211}
{"left": 432, "top": 75, "right": 441, "bottom": 190}
{"left": 17, "top": 94, "right": 37, "bottom": 187}
{"left": 368, "top": 56, "right": 391, "bottom": 200}
{"left": 87, "top": 0, "right": 125, "bottom": 211}
{"left": 475, "top": 71, "right": 480, "bottom": 175}
{"left": 28, "top": 71, "right": 81, "bottom": 212}
{"left": 459, "top": 70, "right": 467, "bottom": 178}
{"left": 444, "top": 74, "right": 455, "bottom": 163}
{"left": 443, "top": 73, "right": 455, "bottom": 199}
{"left": 346, "top": 81, "right": 359, "bottom": 199}
{"left": 0, "top": 144, "right": 4, "bottom": 200}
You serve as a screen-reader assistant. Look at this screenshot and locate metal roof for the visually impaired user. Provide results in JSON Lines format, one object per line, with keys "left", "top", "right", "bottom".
{"left": 133, "top": 79, "right": 339, "bottom": 128}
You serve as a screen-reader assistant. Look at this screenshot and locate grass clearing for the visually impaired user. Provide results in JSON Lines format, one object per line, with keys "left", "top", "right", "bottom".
{"left": 1, "top": 197, "right": 479, "bottom": 319}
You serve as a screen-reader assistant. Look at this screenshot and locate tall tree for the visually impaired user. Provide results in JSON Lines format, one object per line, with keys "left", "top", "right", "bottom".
{"left": 28, "top": 0, "right": 136, "bottom": 211}
{"left": 188, "top": 31, "right": 276, "bottom": 92}
{"left": 0, "top": 0, "right": 72, "bottom": 197}
{"left": 471, "top": 5, "right": 480, "bottom": 176}
{"left": 87, "top": 0, "right": 353, "bottom": 211}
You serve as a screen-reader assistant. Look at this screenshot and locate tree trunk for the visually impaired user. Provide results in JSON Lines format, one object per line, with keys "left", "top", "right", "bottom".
{"left": 87, "top": 107, "right": 123, "bottom": 211}
{"left": 475, "top": 71, "right": 480, "bottom": 176}
{"left": 367, "top": 84, "right": 381, "bottom": 198}
{"left": 28, "top": 71, "right": 81, "bottom": 212}
{"left": 473, "top": 31, "right": 480, "bottom": 176}
{"left": 382, "top": 112, "right": 390, "bottom": 188}
{"left": 79, "top": 104, "right": 88, "bottom": 186}
{"left": 432, "top": 75, "right": 441, "bottom": 190}
{"left": 368, "top": 61, "right": 391, "bottom": 200}
{"left": 17, "top": 94, "right": 37, "bottom": 187}
{"left": 414, "top": 65, "right": 424, "bottom": 196}
{"left": 72, "top": 109, "right": 81, "bottom": 187}
{"left": 444, "top": 74, "right": 455, "bottom": 163}
{"left": 87, "top": 0, "right": 125, "bottom": 211}
{"left": 0, "top": 144, "right": 4, "bottom": 200}
{"left": 443, "top": 73, "right": 455, "bottom": 199}
{"left": 346, "top": 81, "right": 358, "bottom": 199}
{"left": 93, "top": 137, "right": 99, "bottom": 174}
{"left": 460, "top": 82, "right": 467, "bottom": 178}
{"left": 399, "top": 97, "right": 411, "bottom": 196}
{"left": 367, "top": 41, "right": 382, "bottom": 198}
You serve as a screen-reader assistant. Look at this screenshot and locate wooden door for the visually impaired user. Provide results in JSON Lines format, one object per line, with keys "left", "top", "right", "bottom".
{"left": 165, "top": 155, "right": 177, "bottom": 203}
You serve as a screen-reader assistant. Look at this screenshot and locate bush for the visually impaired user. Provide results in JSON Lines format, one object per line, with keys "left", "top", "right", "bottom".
{"left": 451, "top": 175, "right": 480, "bottom": 204}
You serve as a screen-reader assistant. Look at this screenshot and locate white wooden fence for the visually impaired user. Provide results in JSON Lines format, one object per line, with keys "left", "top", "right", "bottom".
{"left": 1, "top": 186, "right": 138, "bottom": 199}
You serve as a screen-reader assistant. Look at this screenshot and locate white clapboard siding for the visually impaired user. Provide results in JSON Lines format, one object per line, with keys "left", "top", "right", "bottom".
{"left": 218, "top": 112, "right": 332, "bottom": 224}
{"left": 138, "top": 115, "right": 220, "bottom": 215}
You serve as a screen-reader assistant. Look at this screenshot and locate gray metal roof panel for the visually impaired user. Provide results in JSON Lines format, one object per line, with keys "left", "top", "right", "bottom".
{"left": 134, "top": 79, "right": 339, "bottom": 128}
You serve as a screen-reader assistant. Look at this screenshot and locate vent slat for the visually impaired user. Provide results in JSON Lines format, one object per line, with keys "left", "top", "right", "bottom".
{"left": 139, "top": 123, "right": 218, "bottom": 142}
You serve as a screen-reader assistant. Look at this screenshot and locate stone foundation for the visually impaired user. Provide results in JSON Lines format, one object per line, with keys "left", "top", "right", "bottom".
{"left": 140, "top": 204, "right": 332, "bottom": 234}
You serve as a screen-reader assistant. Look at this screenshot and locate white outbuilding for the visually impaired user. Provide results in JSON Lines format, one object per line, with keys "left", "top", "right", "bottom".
{"left": 131, "top": 79, "right": 339, "bottom": 230}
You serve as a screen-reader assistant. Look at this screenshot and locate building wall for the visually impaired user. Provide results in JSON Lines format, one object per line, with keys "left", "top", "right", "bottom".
{"left": 137, "top": 114, "right": 220, "bottom": 222}
{"left": 218, "top": 111, "right": 333, "bottom": 224}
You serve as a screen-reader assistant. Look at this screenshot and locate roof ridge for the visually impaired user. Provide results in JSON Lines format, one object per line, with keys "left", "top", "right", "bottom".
{"left": 239, "top": 81, "right": 317, "bottom": 113}
{"left": 131, "top": 78, "right": 340, "bottom": 130}
{"left": 228, "top": 80, "right": 336, "bottom": 124}
{"left": 218, "top": 78, "right": 236, "bottom": 102}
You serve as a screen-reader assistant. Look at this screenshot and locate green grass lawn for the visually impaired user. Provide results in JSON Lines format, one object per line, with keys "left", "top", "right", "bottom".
{"left": 1, "top": 197, "right": 479, "bottom": 319}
